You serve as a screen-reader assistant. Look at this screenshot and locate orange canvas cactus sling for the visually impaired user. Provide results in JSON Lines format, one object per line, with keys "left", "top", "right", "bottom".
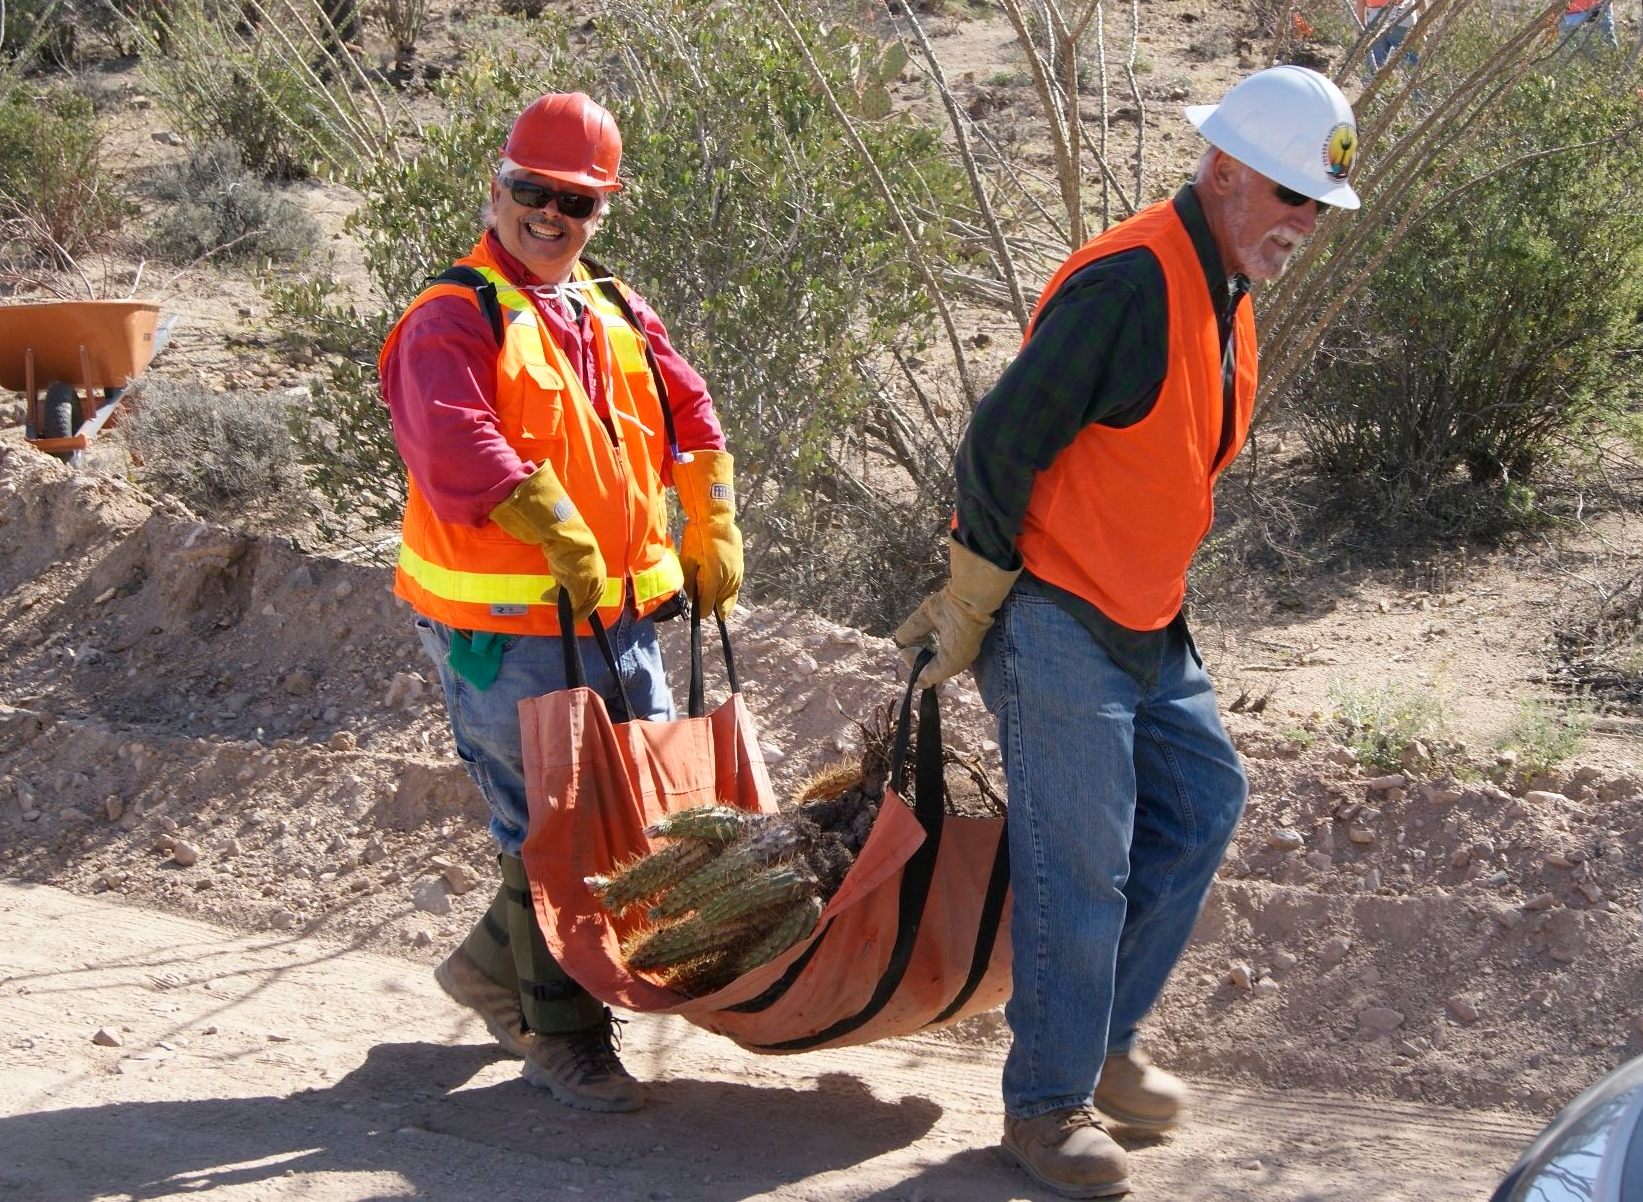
{"left": 517, "top": 608, "right": 1013, "bottom": 1052}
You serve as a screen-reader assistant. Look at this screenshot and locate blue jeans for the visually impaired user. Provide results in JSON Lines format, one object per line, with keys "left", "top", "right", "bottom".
{"left": 415, "top": 611, "right": 676, "bottom": 855}
{"left": 974, "top": 591, "right": 1246, "bottom": 1118}
{"left": 1559, "top": 7, "right": 1617, "bottom": 57}
{"left": 1367, "top": 19, "right": 1417, "bottom": 73}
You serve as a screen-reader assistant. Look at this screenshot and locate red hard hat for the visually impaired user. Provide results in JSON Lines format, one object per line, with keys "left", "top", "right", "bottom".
{"left": 501, "top": 92, "right": 623, "bottom": 192}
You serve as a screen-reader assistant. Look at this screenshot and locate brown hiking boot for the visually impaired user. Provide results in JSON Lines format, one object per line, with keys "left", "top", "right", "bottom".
{"left": 434, "top": 946, "right": 534, "bottom": 1058}
{"left": 522, "top": 1011, "right": 645, "bottom": 1113}
{"left": 1093, "top": 1048, "right": 1186, "bottom": 1132}
{"left": 1001, "top": 1105, "right": 1130, "bottom": 1198}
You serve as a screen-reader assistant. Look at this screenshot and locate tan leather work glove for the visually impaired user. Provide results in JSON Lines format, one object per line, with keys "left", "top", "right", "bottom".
{"left": 673, "top": 450, "right": 744, "bottom": 618}
{"left": 489, "top": 463, "right": 607, "bottom": 622}
{"left": 893, "top": 537, "right": 1021, "bottom": 689}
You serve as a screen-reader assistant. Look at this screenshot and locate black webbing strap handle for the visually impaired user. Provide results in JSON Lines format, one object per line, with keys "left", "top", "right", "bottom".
{"left": 556, "top": 590, "right": 637, "bottom": 721}
{"left": 686, "top": 591, "right": 741, "bottom": 720}
{"left": 741, "top": 653, "right": 948, "bottom": 1049}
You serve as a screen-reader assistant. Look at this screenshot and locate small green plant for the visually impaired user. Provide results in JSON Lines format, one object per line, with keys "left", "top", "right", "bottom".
{"left": 143, "top": 140, "right": 321, "bottom": 265}
{"left": 0, "top": 85, "right": 130, "bottom": 263}
{"left": 120, "top": 378, "right": 315, "bottom": 529}
{"left": 1499, "top": 697, "right": 1593, "bottom": 779}
{"left": 1327, "top": 680, "right": 1451, "bottom": 775}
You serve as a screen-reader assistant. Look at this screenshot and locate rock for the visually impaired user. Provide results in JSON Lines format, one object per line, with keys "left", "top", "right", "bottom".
{"left": 385, "top": 672, "right": 427, "bottom": 708}
{"left": 269, "top": 909, "right": 299, "bottom": 931}
{"left": 758, "top": 742, "right": 786, "bottom": 764}
{"left": 1268, "top": 828, "right": 1304, "bottom": 851}
{"left": 791, "top": 652, "right": 819, "bottom": 677}
{"left": 1523, "top": 892, "right": 1557, "bottom": 912}
{"left": 1254, "top": 978, "right": 1281, "bottom": 998}
{"left": 281, "top": 669, "right": 316, "bottom": 696}
{"left": 1228, "top": 962, "right": 1255, "bottom": 991}
{"left": 1364, "top": 774, "right": 1407, "bottom": 793}
{"left": 1271, "top": 951, "right": 1298, "bottom": 973}
{"left": 329, "top": 730, "right": 358, "bottom": 752}
{"left": 1578, "top": 880, "right": 1604, "bottom": 904}
{"left": 1451, "top": 847, "right": 1472, "bottom": 869}
{"left": 1544, "top": 851, "right": 1574, "bottom": 870}
{"left": 1420, "top": 783, "right": 1464, "bottom": 805}
{"left": 1348, "top": 824, "right": 1375, "bottom": 846}
{"left": 1305, "top": 851, "right": 1334, "bottom": 872}
{"left": 92, "top": 1027, "right": 123, "bottom": 1047}
{"left": 103, "top": 796, "right": 124, "bottom": 822}
{"left": 170, "top": 841, "right": 200, "bottom": 868}
{"left": 1358, "top": 1006, "right": 1405, "bottom": 1035}
{"left": 1495, "top": 908, "right": 1525, "bottom": 930}
{"left": 1523, "top": 790, "right": 1569, "bottom": 806}
{"left": 411, "top": 878, "right": 451, "bottom": 915}
{"left": 1446, "top": 995, "right": 1480, "bottom": 1023}
{"left": 1320, "top": 936, "right": 1351, "bottom": 966}
{"left": 151, "top": 129, "right": 185, "bottom": 146}
{"left": 362, "top": 838, "right": 387, "bottom": 864}
{"left": 1482, "top": 870, "right": 1509, "bottom": 887}
{"left": 1364, "top": 868, "right": 1382, "bottom": 892}
{"left": 412, "top": 930, "right": 434, "bottom": 948}
{"left": 220, "top": 837, "right": 241, "bottom": 859}
{"left": 442, "top": 865, "right": 477, "bottom": 896}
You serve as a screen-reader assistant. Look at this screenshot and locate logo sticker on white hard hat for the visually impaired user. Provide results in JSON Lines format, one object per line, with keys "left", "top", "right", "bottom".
{"left": 1324, "top": 123, "right": 1357, "bottom": 181}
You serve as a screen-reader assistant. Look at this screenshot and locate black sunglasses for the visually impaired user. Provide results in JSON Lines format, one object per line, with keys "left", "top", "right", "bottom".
{"left": 1275, "top": 183, "right": 1331, "bottom": 213}
{"left": 501, "top": 176, "right": 600, "bottom": 220}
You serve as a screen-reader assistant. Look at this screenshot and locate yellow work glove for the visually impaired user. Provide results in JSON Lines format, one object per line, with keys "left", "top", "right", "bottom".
{"left": 673, "top": 450, "right": 744, "bottom": 619}
{"left": 893, "top": 538, "right": 1022, "bottom": 689}
{"left": 489, "top": 463, "right": 607, "bottom": 623}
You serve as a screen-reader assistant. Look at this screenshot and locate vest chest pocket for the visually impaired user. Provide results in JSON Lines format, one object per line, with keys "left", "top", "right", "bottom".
{"left": 494, "top": 362, "right": 567, "bottom": 446}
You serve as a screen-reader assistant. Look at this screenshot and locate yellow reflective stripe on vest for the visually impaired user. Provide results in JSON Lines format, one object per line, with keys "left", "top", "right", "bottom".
{"left": 397, "top": 542, "right": 683, "bottom": 610}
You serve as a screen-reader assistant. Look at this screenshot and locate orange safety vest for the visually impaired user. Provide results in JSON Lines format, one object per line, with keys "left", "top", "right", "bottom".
{"left": 380, "top": 238, "right": 683, "bottom": 636}
{"left": 1015, "top": 198, "right": 1257, "bottom": 631}
{"left": 1565, "top": 0, "right": 1601, "bottom": 13}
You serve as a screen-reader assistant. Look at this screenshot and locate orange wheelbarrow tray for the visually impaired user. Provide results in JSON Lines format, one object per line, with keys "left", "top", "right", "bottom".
{"left": 0, "top": 299, "right": 175, "bottom": 458}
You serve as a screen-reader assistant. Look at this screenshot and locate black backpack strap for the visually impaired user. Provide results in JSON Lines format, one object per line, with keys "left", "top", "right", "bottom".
{"left": 579, "top": 254, "right": 683, "bottom": 463}
{"left": 427, "top": 265, "right": 504, "bottom": 348}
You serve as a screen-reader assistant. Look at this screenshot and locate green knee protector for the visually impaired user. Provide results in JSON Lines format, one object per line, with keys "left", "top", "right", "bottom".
{"left": 499, "top": 853, "right": 604, "bottom": 1034}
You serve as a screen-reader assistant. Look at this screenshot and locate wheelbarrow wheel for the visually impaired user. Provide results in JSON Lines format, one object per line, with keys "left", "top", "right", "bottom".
{"left": 40, "top": 381, "right": 84, "bottom": 466}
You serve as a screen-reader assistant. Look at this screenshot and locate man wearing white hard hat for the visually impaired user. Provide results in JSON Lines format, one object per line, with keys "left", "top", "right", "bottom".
{"left": 895, "top": 66, "right": 1359, "bottom": 1197}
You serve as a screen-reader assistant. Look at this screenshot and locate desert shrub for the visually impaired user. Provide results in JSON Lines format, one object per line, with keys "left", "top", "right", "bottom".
{"left": 1327, "top": 680, "right": 1452, "bottom": 774}
{"left": 128, "top": 0, "right": 395, "bottom": 180}
{"left": 1289, "top": 68, "right": 1643, "bottom": 534}
{"left": 1499, "top": 698, "right": 1592, "bottom": 779}
{"left": 0, "top": 85, "right": 129, "bottom": 262}
{"left": 282, "top": 4, "right": 966, "bottom": 630}
{"left": 2, "top": 0, "right": 75, "bottom": 64}
{"left": 120, "top": 377, "right": 314, "bottom": 526}
{"left": 368, "top": 0, "right": 426, "bottom": 74}
{"left": 144, "top": 139, "right": 320, "bottom": 264}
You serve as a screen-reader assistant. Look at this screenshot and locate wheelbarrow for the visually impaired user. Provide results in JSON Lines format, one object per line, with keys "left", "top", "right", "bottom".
{"left": 0, "top": 299, "right": 174, "bottom": 464}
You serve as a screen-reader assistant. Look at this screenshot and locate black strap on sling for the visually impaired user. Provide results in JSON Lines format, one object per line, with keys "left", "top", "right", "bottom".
{"left": 427, "top": 265, "right": 505, "bottom": 346}
{"left": 686, "top": 591, "right": 741, "bottom": 719}
{"left": 736, "top": 652, "right": 953, "bottom": 1049}
{"left": 556, "top": 590, "right": 638, "bottom": 722}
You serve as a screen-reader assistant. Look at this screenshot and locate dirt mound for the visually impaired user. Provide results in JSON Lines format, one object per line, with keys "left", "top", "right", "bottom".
{"left": 4, "top": 440, "right": 1642, "bottom": 1117}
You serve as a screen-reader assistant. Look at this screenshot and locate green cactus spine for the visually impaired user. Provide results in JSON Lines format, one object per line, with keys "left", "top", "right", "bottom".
{"left": 586, "top": 839, "right": 715, "bottom": 914}
{"left": 735, "top": 895, "right": 825, "bottom": 974}
{"left": 643, "top": 803, "right": 752, "bottom": 846}
{"left": 623, "top": 913, "right": 759, "bottom": 971}
{"left": 695, "top": 863, "right": 818, "bottom": 926}
{"left": 648, "top": 820, "right": 808, "bottom": 920}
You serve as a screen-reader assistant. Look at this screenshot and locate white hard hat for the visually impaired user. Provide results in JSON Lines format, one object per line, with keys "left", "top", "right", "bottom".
{"left": 1186, "top": 65, "right": 1361, "bottom": 210}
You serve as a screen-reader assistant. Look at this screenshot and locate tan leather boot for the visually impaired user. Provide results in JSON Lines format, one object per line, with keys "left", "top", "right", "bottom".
{"left": 1001, "top": 1105, "right": 1130, "bottom": 1198}
{"left": 1093, "top": 1048, "right": 1187, "bottom": 1132}
{"left": 433, "top": 945, "right": 534, "bottom": 1058}
{"left": 522, "top": 1010, "right": 645, "bottom": 1113}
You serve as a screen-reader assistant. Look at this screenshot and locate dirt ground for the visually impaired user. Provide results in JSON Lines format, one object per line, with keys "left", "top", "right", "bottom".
{"left": 4, "top": 2, "right": 1643, "bottom": 1200}
{"left": 1, "top": 881, "right": 1545, "bottom": 1202}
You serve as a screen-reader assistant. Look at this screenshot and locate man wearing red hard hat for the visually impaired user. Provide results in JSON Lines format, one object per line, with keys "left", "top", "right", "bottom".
{"left": 380, "top": 92, "right": 741, "bottom": 1113}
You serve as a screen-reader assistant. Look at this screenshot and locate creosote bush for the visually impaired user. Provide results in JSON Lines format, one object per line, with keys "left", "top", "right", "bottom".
{"left": 1289, "top": 63, "right": 1643, "bottom": 535}
{"left": 144, "top": 139, "right": 321, "bottom": 265}
{"left": 120, "top": 378, "right": 314, "bottom": 529}
{"left": 0, "top": 85, "right": 129, "bottom": 263}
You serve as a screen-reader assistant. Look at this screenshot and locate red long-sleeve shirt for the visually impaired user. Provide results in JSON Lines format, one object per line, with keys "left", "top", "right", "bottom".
{"left": 381, "top": 232, "right": 726, "bottom": 527}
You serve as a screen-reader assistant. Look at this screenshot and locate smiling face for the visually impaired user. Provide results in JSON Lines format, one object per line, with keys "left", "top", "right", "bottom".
{"left": 1199, "top": 151, "right": 1321, "bottom": 283}
{"left": 488, "top": 171, "right": 606, "bottom": 285}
